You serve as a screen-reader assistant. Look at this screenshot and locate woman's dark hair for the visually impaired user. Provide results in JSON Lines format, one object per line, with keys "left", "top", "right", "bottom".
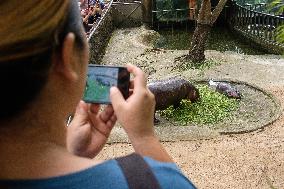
{"left": 0, "top": 0, "right": 85, "bottom": 119}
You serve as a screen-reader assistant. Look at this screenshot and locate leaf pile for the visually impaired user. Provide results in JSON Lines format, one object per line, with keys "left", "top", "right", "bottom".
{"left": 174, "top": 57, "right": 221, "bottom": 72}
{"left": 159, "top": 85, "right": 240, "bottom": 125}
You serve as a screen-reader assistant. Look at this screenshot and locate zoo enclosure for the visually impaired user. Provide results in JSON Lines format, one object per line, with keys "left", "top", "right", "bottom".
{"left": 86, "top": 0, "right": 284, "bottom": 55}
{"left": 148, "top": 0, "right": 283, "bottom": 54}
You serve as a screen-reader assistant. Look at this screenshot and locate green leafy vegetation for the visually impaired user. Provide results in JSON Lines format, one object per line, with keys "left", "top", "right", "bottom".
{"left": 155, "top": 28, "right": 267, "bottom": 55}
{"left": 174, "top": 57, "right": 222, "bottom": 76}
{"left": 267, "top": 0, "right": 284, "bottom": 44}
{"left": 268, "top": 0, "right": 284, "bottom": 14}
{"left": 276, "top": 25, "right": 284, "bottom": 44}
{"left": 235, "top": 0, "right": 270, "bottom": 6}
{"left": 159, "top": 85, "right": 240, "bottom": 125}
{"left": 155, "top": 0, "right": 188, "bottom": 21}
{"left": 178, "top": 58, "right": 221, "bottom": 71}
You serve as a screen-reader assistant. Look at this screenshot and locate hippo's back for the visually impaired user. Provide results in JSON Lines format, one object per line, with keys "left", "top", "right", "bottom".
{"left": 148, "top": 77, "right": 192, "bottom": 110}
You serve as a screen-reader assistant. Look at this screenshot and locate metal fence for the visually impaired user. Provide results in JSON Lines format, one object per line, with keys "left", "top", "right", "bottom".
{"left": 87, "top": 0, "right": 114, "bottom": 63}
{"left": 228, "top": 1, "right": 284, "bottom": 54}
{"left": 112, "top": 0, "right": 142, "bottom": 27}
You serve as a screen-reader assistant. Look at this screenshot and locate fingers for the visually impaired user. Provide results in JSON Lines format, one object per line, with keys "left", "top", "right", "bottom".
{"left": 106, "top": 115, "right": 117, "bottom": 128}
{"left": 70, "top": 100, "right": 89, "bottom": 127}
{"left": 88, "top": 108, "right": 113, "bottom": 137}
{"left": 127, "top": 80, "right": 134, "bottom": 97}
{"left": 110, "top": 86, "right": 126, "bottom": 112}
{"left": 129, "top": 80, "right": 134, "bottom": 89}
{"left": 99, "top": 105, "right": 114, "bottom": 123}
{"left": 110, "top": 114, "right": 117, "bottom": 122}
{"left": 89, "top": 104, "right": 115, "bottom": 123}
{"left": 90, "top": 104, "right": 100, "bottom": 114}
{"left": 126, "top": 64, "right": 147, "bottom": 90}
{"left": 86, "top": 104, "right": 116, "bottom": 136}
{"left": 129, "top": 89, "right": 134, "bottom": 96}
{"left": 75, "top": 101, "right": 88, "bottom": 116}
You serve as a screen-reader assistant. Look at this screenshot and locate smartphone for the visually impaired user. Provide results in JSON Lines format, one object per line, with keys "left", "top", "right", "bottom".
{"left": 83, "top": 65, "right": 130, "bottom": 104}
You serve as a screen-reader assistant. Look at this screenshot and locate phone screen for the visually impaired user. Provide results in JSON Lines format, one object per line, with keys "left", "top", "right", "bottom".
{"left": 83, "top": 65, "right": 130, "bottom": 104}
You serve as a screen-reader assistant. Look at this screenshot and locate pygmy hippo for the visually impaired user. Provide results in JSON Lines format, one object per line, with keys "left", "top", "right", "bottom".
{"left": 216, "top": 83, "right": 241, "bottom": 99}
{"left": 209, "top": 80, "right": 241, "bottom": 99}
{"left": 147, "top": 77, "right": 200, "bottom": 124}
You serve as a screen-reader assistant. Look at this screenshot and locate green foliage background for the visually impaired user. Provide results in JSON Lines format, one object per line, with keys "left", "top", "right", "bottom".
{"left": 268, "top": 0, "right": 284, "bottom": 14}
{"left": 268, "top": 0, "right": 284, "bottom": 44}
{"left": 155, "top": 0, "right": 188, "bottom": 21}
{"left": 236, "top": 0, "right": 267, "bottom": 5}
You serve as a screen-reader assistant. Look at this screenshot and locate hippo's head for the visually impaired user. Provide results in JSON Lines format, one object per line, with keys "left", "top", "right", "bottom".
{"left": 229, "top": 90, "right": 241, "bottom": 99}
{"left": 186, "top": 86, "right": 200, "bottom": 103}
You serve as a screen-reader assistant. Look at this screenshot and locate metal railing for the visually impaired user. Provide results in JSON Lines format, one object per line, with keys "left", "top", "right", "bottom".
{"left": 112, "top": 0, "right": 142, "bottom": 26}
{"left": 152, "top": 8, "right": 197, "bottom": 22}
{"left": 87, "top": 0, "right": 114, "bottom": 41}
{"left": 229, "top": 1, "right": 284, "bottom": 54}
{"left": 87, "top": 0, "right": 114, "bottom": 64}
{"left": 112, "top": 0, "right": 142, "bottom": 27}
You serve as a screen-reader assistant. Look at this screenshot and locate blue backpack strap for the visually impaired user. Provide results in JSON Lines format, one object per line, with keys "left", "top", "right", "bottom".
{"left": 116, "top": 153, "right": 162, "bottom": 189}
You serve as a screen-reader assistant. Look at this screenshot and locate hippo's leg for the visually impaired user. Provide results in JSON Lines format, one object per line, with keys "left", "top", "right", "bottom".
{"left": 173, "top": 102, "right": 180, "bottom": 109}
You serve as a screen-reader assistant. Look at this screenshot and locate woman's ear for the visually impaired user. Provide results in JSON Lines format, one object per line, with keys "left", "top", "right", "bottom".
{"left": 54, "top": 33, "right": 78, "bottom": 82}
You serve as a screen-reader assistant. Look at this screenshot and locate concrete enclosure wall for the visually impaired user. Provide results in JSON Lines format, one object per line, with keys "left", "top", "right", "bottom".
{"left": 88, "top": 4, "right": 114, "bottom": 64}
{"left": 88, "top": 1, "right": 144, "bottom": 64}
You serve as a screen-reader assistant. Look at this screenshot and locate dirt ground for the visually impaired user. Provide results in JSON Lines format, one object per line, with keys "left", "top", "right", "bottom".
{"left": 97, "top": 27, "right": 284, "bottom": 188}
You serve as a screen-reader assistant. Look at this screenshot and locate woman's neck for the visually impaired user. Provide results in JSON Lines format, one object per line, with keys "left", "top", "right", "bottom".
{"left": 0, "top": 99, "right": 68, "bottom": 173}
{"left": 0, "top": 107, "right": 67, "bottom": 145}
{"left": 0, "top": 111, "right": 88, "bottom": 180}
{"left": 0, "top": 140, "right": 97, "bottom": 180}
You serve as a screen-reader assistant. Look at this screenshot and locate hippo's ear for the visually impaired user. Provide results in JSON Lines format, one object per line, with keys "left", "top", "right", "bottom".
{"left": 188, "top": 91, "right": 199, "bottom": 103}
{"left": 192, "top": 89, "right": 200, "bottom": 102}
{"left": 237, "top": 91, "right": 242, "bottom": 99}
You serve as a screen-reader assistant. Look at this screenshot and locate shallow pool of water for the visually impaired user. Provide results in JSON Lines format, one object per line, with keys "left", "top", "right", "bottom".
{"left": 155, "top": 27, "right": 270, "bottom": 55}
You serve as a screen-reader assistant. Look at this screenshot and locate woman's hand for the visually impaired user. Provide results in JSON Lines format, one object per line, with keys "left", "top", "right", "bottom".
{"left": 110, "top": 64, "right": 156, "bottom": 140}
{"left": 66, "top": 101, "right": 116, "bottom": 159}
{"left": 110, "top": 64, "right": 173, "bottom": 162}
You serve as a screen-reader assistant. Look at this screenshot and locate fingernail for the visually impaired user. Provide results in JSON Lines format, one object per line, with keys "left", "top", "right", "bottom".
{"left": 110, "top": 87, "right": 117, "bottom": 93}
{"left": 76, "top": 101, "right": 86, "bottom": 114}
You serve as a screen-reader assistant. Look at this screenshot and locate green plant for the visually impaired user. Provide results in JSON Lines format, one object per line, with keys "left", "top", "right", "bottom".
{"left": 175, "top": 58, "right": 221, "bottom": 71}
{"left": 268, "top": 0, "right": 284, "bottom": 44}
{"left": 159, "top": 85, "right": 239, "bottom": 125}
{"left": 276, "top": 25, "right": 284, "bottom": 44}
{"left": 268, "top": 0, "right": 284, "bottom": 14}
{"left": 174, "top": 58, "right": 221, "bottom": 77}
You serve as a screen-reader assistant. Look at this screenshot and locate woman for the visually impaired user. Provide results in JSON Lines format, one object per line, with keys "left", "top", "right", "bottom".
{"left": 0, "top": 0, "right": 196, "bottom": 188}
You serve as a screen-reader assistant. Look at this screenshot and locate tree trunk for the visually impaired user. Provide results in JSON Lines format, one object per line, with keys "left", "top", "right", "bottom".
{"left": 184, "top": 0, "right": 228, "bottom": 63}
{"left": 142, "top": 0, "right": 153, "bottom": 24}
{"left": 188, "top": 23, "right": 212, "bottom": 62}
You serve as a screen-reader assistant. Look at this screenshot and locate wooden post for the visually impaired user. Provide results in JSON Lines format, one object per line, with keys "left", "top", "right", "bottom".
{"left": 189, "top": 0, "right": 197, "bottom": 20}
{"left": 142, "top": 0, "right": 153, "bottom": 24}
